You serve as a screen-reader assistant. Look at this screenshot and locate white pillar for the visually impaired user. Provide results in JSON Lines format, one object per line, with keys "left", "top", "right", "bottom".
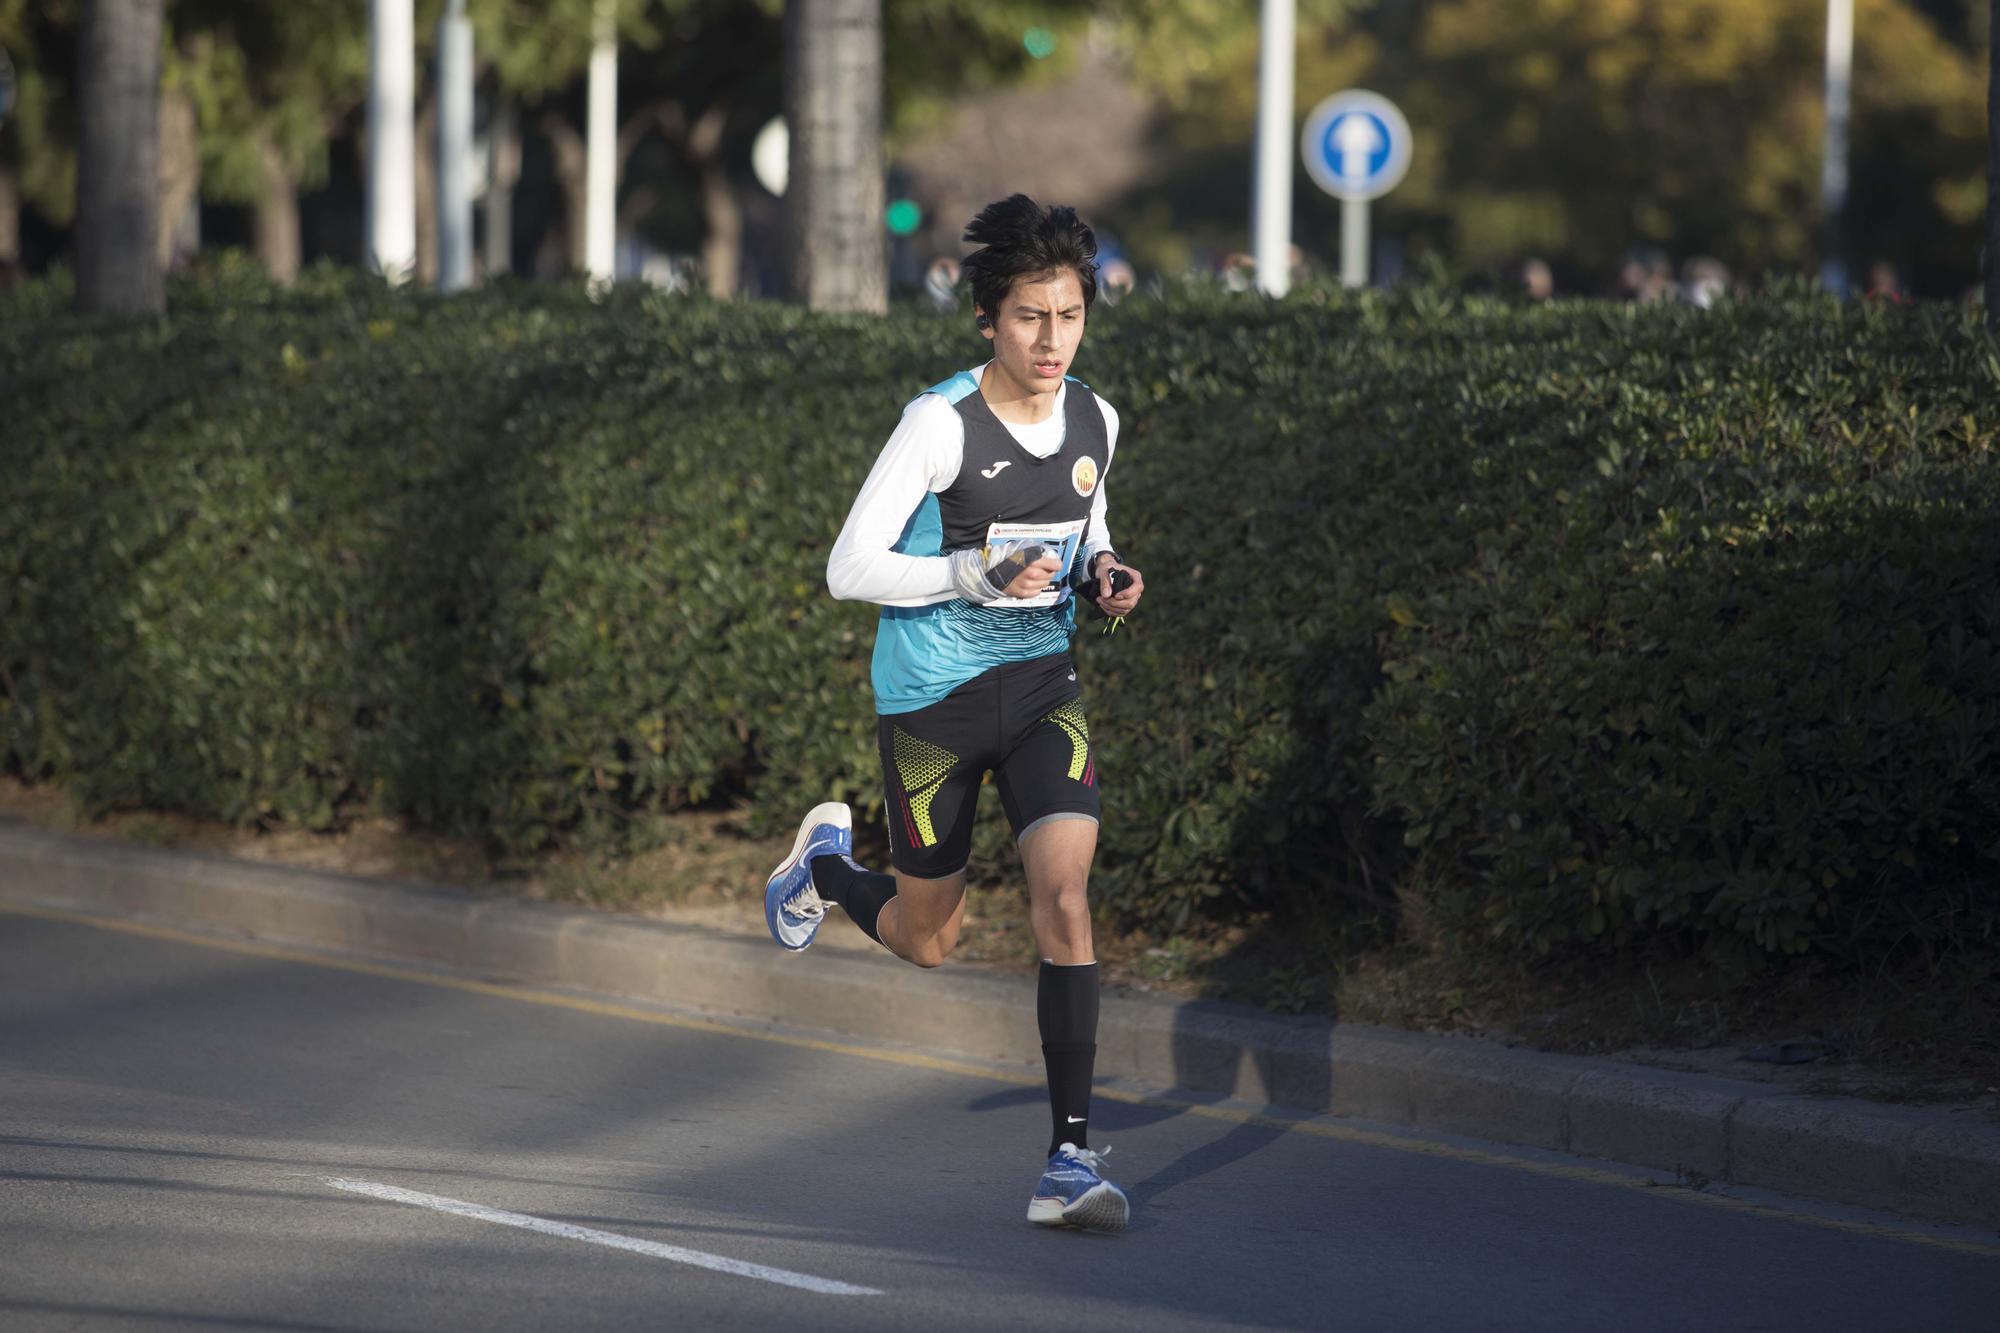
{"left": 1253, "top": 0, "right": 1296, "bottom": 297}
{"left": 366, "top": 0, "right": 415, "bottom": 283}
{"left": 1986, "top": 0, "right": 1998, "bottom": 330}
{"left": 1820, "top": 0, "right": 1854, "bottom": 293}
{"left": 585, "top": 0, "right": 618, "bottom": 286}
{"left": 436, "top": 0, "right": 474, "bottom": 291}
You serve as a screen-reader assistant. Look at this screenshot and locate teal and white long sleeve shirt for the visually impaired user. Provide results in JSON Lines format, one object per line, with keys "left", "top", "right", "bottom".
{"left": 827, "top": 363, "right": 1121, "bottom": 715}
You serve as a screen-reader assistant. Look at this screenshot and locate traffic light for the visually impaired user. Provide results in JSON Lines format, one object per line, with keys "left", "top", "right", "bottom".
{"left": 885, "top": 199, "right": 923, "bottom": 237}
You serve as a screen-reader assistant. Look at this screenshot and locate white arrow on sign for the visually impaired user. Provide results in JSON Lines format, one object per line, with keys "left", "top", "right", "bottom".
{"left": 1332, "top": 114, "right": 1385, "bottom": 187}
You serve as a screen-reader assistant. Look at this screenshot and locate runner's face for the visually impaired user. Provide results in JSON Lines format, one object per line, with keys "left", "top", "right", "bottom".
{"left": 979, "top": 270, "right": 1087, "bottom": 397}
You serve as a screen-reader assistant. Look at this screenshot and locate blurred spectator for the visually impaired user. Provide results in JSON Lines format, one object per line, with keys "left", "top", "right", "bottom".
{"left": 1864, "top": 260, "right": 1910, "bottom": 304}
{"left": 1099, "top": 259, "right": 1136, "bottom": 304}
{"left": 1680, "top": 256, "right": 1731, "bottom": 309}
{"left": 637, "top": 251, "right": 698, "bottom": 293}
{"left": 1616, "top": 246, "right": 1675, "bottom": 302}
{"left": 1091, "top": 229, "right": 1136, "bottom": 305}
{"left": 1519, "top": 256, "right": 1555, "bottom": 301}
{"left": 924, "top": 256, "right": 961, "bottom": 312}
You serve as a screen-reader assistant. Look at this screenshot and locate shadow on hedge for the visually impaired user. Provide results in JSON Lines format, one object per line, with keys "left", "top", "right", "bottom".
{"left": 1366, "top": 497, "right": 2000, "bottom": 974}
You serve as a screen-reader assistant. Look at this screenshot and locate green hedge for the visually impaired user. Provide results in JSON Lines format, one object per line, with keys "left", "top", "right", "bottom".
{"left": 1362, "top": 303, "right": 2000, "bottom": 965}
{"left": 5, "top": 259, "right": 1997, "bottom": 967}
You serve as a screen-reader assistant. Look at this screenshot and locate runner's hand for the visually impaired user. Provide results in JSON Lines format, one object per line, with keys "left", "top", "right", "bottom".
{"left": 947, "top": 547, "right": 1062, "bottom": 603}
{"left": 1002, "top": 553, "right": 1063, "bottom": 599}
{"left": 1090, "top": 557, "right": 1143, "bottom": 616}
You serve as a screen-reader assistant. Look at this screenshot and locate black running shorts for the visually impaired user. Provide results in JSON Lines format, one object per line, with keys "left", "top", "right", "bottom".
{"left": 876, "top": 652, "right": 1100, "bottom": 879}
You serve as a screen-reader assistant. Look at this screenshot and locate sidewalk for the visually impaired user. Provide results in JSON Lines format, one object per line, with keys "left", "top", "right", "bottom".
{"left": 2, "top": 820, "right": 1996, "bottom": 1230}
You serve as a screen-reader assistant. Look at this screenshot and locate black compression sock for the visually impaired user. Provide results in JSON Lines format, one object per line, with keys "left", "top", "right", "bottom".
{"left": 808, "top": 854, "right": 895, "bottom": 946}
{"left": 1038, "top": 960, "right": 1101, "bottom": 1156}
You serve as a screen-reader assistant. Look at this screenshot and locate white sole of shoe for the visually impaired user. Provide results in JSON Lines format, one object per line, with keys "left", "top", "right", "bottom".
{"left": 1027, "top": 1183, "right": 1129, "bottom": 1233}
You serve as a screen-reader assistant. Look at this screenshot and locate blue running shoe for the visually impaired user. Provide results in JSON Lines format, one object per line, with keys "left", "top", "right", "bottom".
{"left": 1026, "top": 1143, "right": 1129, "bottom": 1232}
{"left": 763, "top": 802, "right": 851, "bottom": 951}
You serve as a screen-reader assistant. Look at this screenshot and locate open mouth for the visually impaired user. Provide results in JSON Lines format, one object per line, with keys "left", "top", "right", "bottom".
{"left": 1033, "top": 360, "right": 1064, "bottom": 378}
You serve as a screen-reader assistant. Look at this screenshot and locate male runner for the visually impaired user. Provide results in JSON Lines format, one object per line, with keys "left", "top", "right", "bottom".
{"left": 762, "top": 194, "right": 1144, "bottom": 1233}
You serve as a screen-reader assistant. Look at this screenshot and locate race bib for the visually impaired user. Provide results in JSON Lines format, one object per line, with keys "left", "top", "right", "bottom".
{"left": 983, "top": 519, "right": 1087, "bottom": 610}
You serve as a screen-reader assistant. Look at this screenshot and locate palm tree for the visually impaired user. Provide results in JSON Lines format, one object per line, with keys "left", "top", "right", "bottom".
{"left": 75, "top": 0, "right": 163, "bottom": 314}
{"left": 782, "top": 0, "right": 885, "bottom": 314}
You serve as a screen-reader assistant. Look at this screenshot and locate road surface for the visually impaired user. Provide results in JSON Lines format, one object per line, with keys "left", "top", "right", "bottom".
{"left": 1, "top": 907, "right": 1994, "bottom": 1331}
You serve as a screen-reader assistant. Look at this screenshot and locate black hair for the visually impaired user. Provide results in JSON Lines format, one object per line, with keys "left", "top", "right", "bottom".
{"left": 961, "top": 194, "right": 1099, "bottom": 325}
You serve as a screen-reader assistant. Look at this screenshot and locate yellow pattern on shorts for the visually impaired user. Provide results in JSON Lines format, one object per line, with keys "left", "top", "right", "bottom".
{"left": 1048, "top": 699, "right": 1090, "bottom": 781}
{"left": 892, "top": 727, "right": 958, "bottom": 847}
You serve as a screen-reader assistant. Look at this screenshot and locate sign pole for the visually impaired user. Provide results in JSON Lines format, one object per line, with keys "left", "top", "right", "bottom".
{"left": 436, "top": 0, "right": 474, "bottom": 292}
{"left": 1301, "top": 89, "right": 1410, "bottom": 291}
{"left": 1820, "top": 0, "right": 1854, "bottom": 294}
{"left": 1985, "top": 0, "right": 1997, "bottom": 331}
{"left": 1253, "top": 0, "right": 1296, "bottom": 297}
{"left": 585, "top": 0, "right": 618, "bottom": 288}
{"left": 366, "top": 0, "right": 416, "bottom": 284}
{"left": 1341, "top": 198, "right": 1368, "bottom": 289}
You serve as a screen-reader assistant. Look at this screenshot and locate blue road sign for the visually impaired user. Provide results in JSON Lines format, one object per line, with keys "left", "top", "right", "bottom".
{"left": 1300, "top": 90, "right": 1412, "bottom": 203}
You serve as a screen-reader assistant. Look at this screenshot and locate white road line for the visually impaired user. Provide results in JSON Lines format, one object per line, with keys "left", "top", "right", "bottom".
{"left": 325, "top": 1178, "right": 881, "bottom": 1297}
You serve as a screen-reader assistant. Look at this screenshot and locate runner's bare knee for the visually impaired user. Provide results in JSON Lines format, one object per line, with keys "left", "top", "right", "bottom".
{"left": 900, "top": 930, "right": 957, "bottom": 969}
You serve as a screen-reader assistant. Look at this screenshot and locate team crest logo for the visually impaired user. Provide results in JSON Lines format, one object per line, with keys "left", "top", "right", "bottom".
{"left": 1071, "top": 456, "right": 1099, "bottom": 497}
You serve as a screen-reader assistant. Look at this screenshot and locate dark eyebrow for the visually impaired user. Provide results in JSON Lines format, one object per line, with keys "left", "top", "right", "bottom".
{"left": 1016, "top": 303, "right": 1085, "bottom": 317}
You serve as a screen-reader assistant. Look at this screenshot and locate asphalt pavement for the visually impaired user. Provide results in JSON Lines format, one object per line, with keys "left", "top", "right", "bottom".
{"left": 2, "top": 911, "right": 1995, "bottom": 1331}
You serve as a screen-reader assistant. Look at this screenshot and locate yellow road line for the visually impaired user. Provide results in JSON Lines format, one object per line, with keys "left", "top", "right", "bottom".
{"left": 6, "top": 898, "right": 1997, "bottom": 1260}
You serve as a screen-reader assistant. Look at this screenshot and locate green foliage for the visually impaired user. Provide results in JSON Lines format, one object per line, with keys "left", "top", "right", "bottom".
{"left": 1127, "top": 0, "right": 1988, "bottom": 291}
{"left": 472, "top": 0, "right": 688, "bottom": 102}
{"left": 1376, "top": 0, "right": 1989, "bottom": 281}
{"left": 0, "top": 0, "right": 79, "bottom": 226}
{"left": 1362, "top": 289, "right": 2000, "bottom": 968}
{"left": 164, "top": 3, "right": 371, "bottom": 201}
{"left": 4, "top": 264, "right": 1997, "bottom": 974}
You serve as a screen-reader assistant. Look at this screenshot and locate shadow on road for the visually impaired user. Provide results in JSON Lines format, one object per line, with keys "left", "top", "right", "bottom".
{"left": 1124, "top": 1117, "right": 1289, "bottom": 1208}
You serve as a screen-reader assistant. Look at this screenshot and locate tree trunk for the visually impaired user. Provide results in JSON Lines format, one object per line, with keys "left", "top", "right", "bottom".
{"left": 255, "top": 133, "right": 301, "bottom": 283}
{"left": 76, "top": 0, "right": 164, "bottom": 314}
{"left": 0, "top": 166, "right": 20, "bottom": 266}
{"left": 544, "top": 106, "right": 661, "bottom": 279}
{"left": 1987, "top": 0, "right": 1997, "bottom": 329}
{"left": 782, "top": 0, "right": 885, "bottom": 314}
{"left": 542, "top": 112, "right": 588, "bottom": 275}
{"left": 688, "top": 104, "right": 743, "bottom": 298}
{"left": 484, "top": 99, "right": 520, "bottom": 278}
{"left": 414, "top": 96, "right": 438, "bottom": 285}
{"left": 156, "top": 82, "right": 199, "bottom": 272}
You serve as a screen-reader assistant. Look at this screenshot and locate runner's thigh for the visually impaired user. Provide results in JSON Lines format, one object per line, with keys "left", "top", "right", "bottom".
{"left": 995, "top": 688, "right": 1101, "bottom": 844}
{"left": 877, "top": 707, "right": 986, "bottom": 880}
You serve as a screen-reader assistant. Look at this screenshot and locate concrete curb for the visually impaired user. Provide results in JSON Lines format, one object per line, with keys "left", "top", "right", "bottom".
{"left": 4, "top": 823, "right": 1997, "bottom": 1230}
